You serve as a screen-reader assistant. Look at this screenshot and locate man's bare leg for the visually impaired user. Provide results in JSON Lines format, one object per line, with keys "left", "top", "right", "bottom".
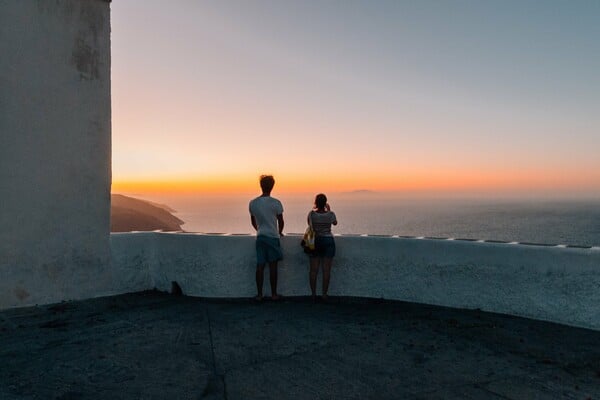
{"left": 255, "top": 264, "right": 265, "bottom": 301}
{"left": 269, "top": 261, "right": 280, "bottom": 300}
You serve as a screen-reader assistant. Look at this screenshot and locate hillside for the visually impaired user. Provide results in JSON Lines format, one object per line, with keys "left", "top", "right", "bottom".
{"left": 111, "top": 194, "right": 184, "bottom": 232}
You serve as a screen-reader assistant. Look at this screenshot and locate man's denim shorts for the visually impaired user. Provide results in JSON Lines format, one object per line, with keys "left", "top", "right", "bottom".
{"left": 256, "top": 235, "right": 282, "bottom": 265}
{"left": 312, "top": 236, "right": 336, "bottom": 258}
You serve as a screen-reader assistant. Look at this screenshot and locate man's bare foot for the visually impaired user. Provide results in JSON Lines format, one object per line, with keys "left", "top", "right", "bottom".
{"left": 271, "top": 294, "right": 281, "bottom": 301}
{"left": 254, "top": 295, "right": 263, "bottom": 302}
{"left": 321, "top": 294, "right": 329, "bottom": 301}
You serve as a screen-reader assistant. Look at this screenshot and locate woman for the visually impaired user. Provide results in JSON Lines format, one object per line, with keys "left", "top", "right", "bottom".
{"left": 307, "top": 193, "right": 338, "bottom": 300}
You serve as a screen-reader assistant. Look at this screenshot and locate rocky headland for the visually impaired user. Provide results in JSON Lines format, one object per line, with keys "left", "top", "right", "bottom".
{"left": 111, "top": 194, "right": 184, "bottom": 232}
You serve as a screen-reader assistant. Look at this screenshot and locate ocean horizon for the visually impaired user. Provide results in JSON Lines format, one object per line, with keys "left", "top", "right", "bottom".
{"left": 122, "top": 193, "right": 600, "bottom": 248}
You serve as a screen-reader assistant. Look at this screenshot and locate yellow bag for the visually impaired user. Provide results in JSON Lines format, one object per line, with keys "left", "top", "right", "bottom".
{"left": 301, "top": 212, "right": 316, "bottom": 253}
{"left": 302, "top": 225, "right": 316, "bottom": 252}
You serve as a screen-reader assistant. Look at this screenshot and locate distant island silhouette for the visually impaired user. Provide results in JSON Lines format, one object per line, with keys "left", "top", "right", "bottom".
{"left": 342, "top": 189, "right": 376, "bottom": 195}
{"left": 111, "top": 194, "right": 184, "bottom": 232}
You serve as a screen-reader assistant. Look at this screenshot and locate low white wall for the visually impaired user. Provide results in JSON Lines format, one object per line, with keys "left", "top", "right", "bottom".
{"left": 110, "top": 233, "right": 600, "bottom": 330}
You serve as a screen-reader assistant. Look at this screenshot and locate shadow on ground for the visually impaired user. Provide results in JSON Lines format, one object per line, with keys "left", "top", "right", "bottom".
{"left": 0, "top": 291, "right": 599, "bottom": 399}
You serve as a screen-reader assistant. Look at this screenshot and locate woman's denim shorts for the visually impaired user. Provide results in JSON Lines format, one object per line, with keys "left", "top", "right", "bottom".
{"left": 312, "top": 236, "right": 336, "bottom": 258}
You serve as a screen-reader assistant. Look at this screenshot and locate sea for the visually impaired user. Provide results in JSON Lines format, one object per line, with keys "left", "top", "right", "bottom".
{"left": 134, "top": 193, "right": 600, "bottom": 248}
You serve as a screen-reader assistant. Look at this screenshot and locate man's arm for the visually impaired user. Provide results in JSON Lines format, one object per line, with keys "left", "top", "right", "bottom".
{"left": 251, "top": 215, "right": 258, "bottom": 231}
{"left": 277, "top": 214, "right": 284, "bottom": 236}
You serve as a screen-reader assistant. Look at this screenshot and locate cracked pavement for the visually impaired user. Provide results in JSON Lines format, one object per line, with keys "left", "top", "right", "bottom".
{"left": 0, "top": 291, "right": 599, "bottom": 399}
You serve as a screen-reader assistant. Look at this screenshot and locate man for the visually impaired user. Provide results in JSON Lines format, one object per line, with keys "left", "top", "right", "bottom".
{"left": 249, "top": 175, "right": 284, "bottom": 301}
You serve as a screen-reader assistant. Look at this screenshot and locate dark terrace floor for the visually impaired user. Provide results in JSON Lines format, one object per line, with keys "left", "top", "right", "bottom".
{"left": 0, "top": 291, "right": 599, "bottom": 400}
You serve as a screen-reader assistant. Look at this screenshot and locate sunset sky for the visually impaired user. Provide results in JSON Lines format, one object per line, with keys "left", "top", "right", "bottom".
{"left": 111, "top": 1, "right": 600, "bottom": 196}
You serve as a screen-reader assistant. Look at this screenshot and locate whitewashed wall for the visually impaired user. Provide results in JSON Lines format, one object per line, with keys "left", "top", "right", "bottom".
{"left": 0, "top": 0, "right": 112, "bottom": 308}
{"left": 111, "top": 233, "right": 600, "bottom": 330}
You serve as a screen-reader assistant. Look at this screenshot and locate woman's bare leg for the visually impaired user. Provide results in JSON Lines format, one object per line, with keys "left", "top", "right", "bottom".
{"left": 309, "top": 257, "right": 320, "bottom": 298}
{"left": 322, "top": 258, "right": 333, "bottom": 299}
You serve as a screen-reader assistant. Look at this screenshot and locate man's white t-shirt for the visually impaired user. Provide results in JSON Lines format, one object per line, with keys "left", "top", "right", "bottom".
{"left": 249, "top": 196, "right": 284, "bottom": 238}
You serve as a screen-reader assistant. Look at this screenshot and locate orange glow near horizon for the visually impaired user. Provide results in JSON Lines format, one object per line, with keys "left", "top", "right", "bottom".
{"left": 112, "top": 168, "right": 600, "bottom": 197}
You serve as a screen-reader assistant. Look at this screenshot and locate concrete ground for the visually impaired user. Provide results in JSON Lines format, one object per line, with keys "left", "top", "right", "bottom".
{"left": 0, "top": 291, "right": 598, "bottom": 400}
